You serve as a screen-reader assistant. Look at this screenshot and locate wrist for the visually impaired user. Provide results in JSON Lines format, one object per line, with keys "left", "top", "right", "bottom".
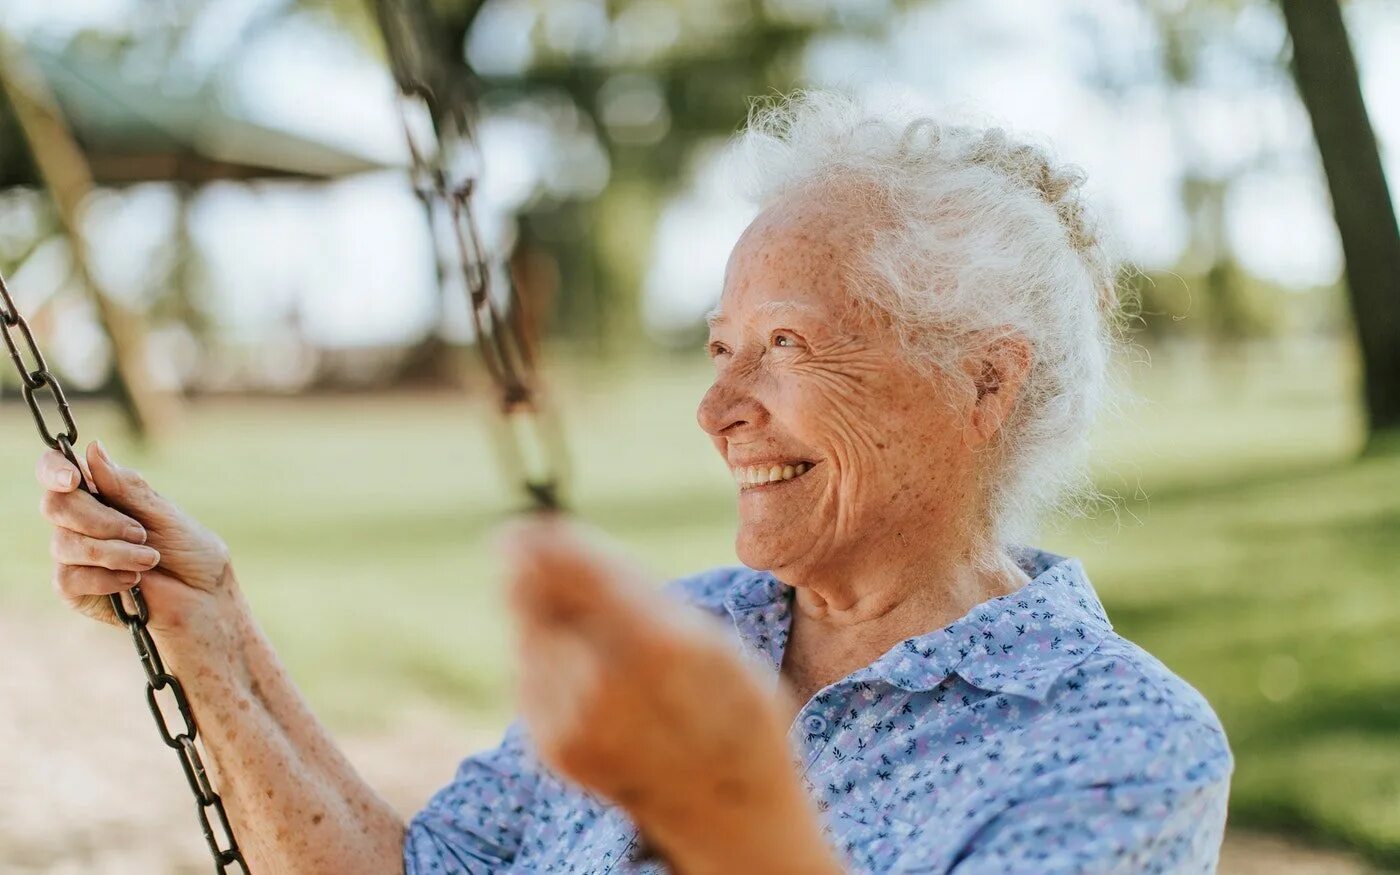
{"left": 640, "top": 773, "right": 841, "bottom": 875}
{"left": 153, "top": 567, "right": 256, "bottom": 688}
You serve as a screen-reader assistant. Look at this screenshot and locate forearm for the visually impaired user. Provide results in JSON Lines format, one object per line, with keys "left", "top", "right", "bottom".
{"left": 160, "top": 574, "right": 405, "bottom": 873}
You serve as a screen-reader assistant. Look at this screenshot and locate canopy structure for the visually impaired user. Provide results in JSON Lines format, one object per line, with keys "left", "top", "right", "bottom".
{"left": 0, "top": 36, "right": 391, "bottom": 435}
{"left": 0, "top": 40, "right": 386, "bottom": 188}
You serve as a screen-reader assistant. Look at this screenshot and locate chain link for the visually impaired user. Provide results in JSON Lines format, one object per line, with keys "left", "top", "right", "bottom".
{"left": 0, "top": 273, "right": 247, "bottom": 873}
{"left": 375, "top": 0, "right": 569, "bottom": 512}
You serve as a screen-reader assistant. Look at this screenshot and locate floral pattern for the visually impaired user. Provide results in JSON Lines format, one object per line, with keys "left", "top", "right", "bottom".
{"left": 405, "top": 548, "right": 1232, "bottom": 873}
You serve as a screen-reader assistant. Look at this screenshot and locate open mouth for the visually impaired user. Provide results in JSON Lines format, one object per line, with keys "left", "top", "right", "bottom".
{"left": 731, "top": 460, "right": 818, "bottom": 491}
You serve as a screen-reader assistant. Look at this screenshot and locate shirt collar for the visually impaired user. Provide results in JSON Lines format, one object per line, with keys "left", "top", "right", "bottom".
{"left": 720, "top": 547, "right": 1113, "bottom": 703}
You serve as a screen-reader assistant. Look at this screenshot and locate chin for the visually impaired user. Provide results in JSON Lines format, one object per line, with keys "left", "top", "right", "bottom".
{"left": 735, "top": 526, "right": 804, "bottom": 572}
{"left": 735, "top": 539, "right": 769, "bottom": 571}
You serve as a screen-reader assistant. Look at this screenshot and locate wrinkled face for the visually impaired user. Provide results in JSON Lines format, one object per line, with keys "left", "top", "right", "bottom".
{"left": 698, "top": 189, "right": 980, "bottom": 577}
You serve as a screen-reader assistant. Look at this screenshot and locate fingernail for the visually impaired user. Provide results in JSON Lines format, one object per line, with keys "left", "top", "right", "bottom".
{"left": 59, "top": 469, "right": 77, "bottom": 489}
{"left": 94, "top": 440, "right": 111, "bottom": 464}
{"left": 137, "top": 547, "right": 161, "bottom": 567}
{"left": 123, "top": 525, "right": 147, "bottom": 544}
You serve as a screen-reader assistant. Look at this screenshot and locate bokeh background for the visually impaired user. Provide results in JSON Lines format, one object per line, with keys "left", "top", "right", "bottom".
{"left": 0, "top": 0, "right": 1397, "bottom": 872}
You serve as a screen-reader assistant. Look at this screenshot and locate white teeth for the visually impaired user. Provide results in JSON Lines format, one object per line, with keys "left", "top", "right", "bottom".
{"left": 732, "top": 462, "right": 813, "bottom": 488}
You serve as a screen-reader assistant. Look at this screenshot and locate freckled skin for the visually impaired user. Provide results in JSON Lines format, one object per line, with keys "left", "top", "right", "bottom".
{"left": 699, "top": 186, "right": 1033, "bottom": 711}
{"left": 702, "top": 193, "right": 972, "bottom": 583}
{"left": 32, "top": 443, "right": 406, "bottom": 873}
{"left": 454, "top": 186, "right": 1036, "bottom": 870}
{"left": 32, "top": 185, "right": 1033, "bottom": 875}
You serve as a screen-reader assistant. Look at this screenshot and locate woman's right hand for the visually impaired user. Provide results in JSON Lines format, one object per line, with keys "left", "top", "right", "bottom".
{"left": 36, "top": 440, "right": 242, "bottom": 644}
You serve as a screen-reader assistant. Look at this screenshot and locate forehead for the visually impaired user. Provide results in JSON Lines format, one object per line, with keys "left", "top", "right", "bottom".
{"left": 712, "top": 190, "right": 874, "bottom": 327}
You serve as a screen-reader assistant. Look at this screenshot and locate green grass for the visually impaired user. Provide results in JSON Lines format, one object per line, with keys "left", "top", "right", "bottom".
{"left": 1, "top": 340, "right": 1397, "bottom": 864}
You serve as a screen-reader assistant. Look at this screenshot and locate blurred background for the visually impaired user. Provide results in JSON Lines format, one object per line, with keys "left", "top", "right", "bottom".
{"left": 0, "top": 0, "right": 1397, "bottom": 871}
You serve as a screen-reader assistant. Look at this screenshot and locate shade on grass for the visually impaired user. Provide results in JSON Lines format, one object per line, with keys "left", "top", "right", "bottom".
{"left": 0, "top": 341, "right": 1394, "bottom": 864}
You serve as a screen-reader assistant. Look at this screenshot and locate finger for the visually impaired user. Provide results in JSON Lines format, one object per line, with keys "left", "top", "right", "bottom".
{"left": 500, "top": 517, "right": 647, "bottom": 625}
{"left": 53, "top": 564, "right": 141, "bottom": 599}
{"left": 36, "top": 449, "right": 82, "bottom": 493}
{"left": 507, "top": 561, "right": 673, "bottom": 688}
{"left": 503, "top": 528, "right": 596, "bottom": 625}
{"left": 40, "top": 488, "right": 147, "bottom": 543}
{"left": 506, "top": 550, "right": 631, "bottom": 660}
{"left": 86, "top": 440, "right": 167, "bottom": 519}
{"left": 50, "top": 528, "right": 160, "bottom": 572}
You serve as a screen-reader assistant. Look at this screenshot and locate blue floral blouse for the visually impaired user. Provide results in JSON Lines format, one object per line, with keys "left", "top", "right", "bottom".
{"left": 405, "top": 548, "right": 1233, "bottom": 873}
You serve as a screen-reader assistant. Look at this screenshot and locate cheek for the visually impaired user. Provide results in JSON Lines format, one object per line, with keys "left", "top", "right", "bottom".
{"left": 791, "top": 369, "right": 959, "bottom": 501}
{"left": 787, "top": 371, "right": 894, "bottom": 467}
{"left": 882, "top": 403, "right": 971, "bottom": 515}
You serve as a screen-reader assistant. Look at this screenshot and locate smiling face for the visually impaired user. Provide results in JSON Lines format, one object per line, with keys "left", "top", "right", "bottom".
{"left": 698, "top": 187, "right": 987, "bottom": 581}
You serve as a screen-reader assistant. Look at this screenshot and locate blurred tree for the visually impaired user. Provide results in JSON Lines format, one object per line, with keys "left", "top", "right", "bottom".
{"left": 1106, "top": 0, "right": 1291, "bottom": 345}
{"left": 322, "top": 0, "right": 884, "bottom": 354}
{"left": 1279, "top": 0, "right": 1400, "bottom": 445}
{"left": 0, "top": 34, "right": 167, "bottom": 437}
{"left": 474, "top": 0, "right": 834, "bottom": 352}
{"left": 343, "top": 0, "right": 1313, "bottom": 358}
{"left": 0, "top": 11, "right": 391, "bottom": 401}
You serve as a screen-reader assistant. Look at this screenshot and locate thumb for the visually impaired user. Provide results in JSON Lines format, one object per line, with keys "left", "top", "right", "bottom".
{"left": 501, "top": 517, "right": 650, "bottom": 647}
{"left": 86, "top": 440, "right": 168, "bottom": 520}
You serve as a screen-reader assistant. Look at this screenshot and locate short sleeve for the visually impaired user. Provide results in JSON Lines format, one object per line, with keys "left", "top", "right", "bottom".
{"left": 946, "top": 718, "right": 1232, "bottom": 874}
{"left": 403, "top": 721, "right": 541, "bottom": 874}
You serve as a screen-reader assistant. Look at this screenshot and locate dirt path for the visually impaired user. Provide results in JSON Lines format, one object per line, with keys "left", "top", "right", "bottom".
{"left": 0, "top": 613, "right": 1379, "bottom": 874}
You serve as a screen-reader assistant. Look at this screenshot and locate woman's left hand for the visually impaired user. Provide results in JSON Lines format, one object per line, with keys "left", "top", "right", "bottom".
{"left": 501, "top": 517, "right": 841, "bottom": 875}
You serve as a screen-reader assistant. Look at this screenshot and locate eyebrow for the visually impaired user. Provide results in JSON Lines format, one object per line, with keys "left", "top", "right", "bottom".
{"left": 706, "top": 301, "right": 820, "bottom": 329}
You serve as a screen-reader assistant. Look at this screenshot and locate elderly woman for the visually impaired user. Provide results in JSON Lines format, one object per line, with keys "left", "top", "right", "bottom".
{"left": 35, "top": 92, "right": 1231, "bottom": 873}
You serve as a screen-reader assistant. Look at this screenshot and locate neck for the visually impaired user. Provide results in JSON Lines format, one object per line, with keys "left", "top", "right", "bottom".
{"left": 773, "top": 523, "right": 1029, "bottom": 704}
{"left": 790, "top": 521, "right": 1024, "bottom": 624}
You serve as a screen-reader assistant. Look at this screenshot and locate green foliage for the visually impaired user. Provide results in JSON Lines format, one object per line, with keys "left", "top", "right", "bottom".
{"left": 1121, "top": 263, "right": 1344, "bottom": 343}
{"left": 452, "top": 0, "right": 885, "bottom": 348}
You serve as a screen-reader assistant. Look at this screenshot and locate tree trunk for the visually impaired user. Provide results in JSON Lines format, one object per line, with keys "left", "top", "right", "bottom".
{"left": 1279, "top": 0, "right": 1400, "bottom": 444}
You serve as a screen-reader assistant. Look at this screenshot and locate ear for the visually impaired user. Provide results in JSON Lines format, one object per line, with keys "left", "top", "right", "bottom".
{"left": 967, "top": 334, "right": 1033, "bottom": 447}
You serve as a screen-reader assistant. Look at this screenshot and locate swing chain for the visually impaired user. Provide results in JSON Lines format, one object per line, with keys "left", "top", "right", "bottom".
{"left": 0, "top": 274, "right": 249, "bottom": 874}
{"left": 375, "top": 0, "right": 568, "bottom": 512}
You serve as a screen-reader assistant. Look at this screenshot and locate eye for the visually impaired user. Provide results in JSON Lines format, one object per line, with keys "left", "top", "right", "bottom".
{"left": 771, "top": 331, "right": 801, "bottom": 349}
{"left": 708, "top": 341, "right": 731, "bottom": 359}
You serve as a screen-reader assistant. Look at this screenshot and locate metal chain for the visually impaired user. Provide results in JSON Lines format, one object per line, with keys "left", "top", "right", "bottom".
{"left": 0, "top": 274, "right": 248, "bottom": 874}
{"left": 4, "top": 9, "right": 560, "bottom": 867}
{"left": 375, "top": 0, "right": 568, "bottom": 512}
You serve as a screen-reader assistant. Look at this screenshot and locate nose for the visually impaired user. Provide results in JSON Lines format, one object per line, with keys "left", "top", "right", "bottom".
{"left": 697, "top": 371, "right": 768, "bottom": 438}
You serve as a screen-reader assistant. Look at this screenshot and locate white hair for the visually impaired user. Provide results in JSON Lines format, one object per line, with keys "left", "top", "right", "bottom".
{"left": 729, "top": 91, "right": 1125, "bottom": 546}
